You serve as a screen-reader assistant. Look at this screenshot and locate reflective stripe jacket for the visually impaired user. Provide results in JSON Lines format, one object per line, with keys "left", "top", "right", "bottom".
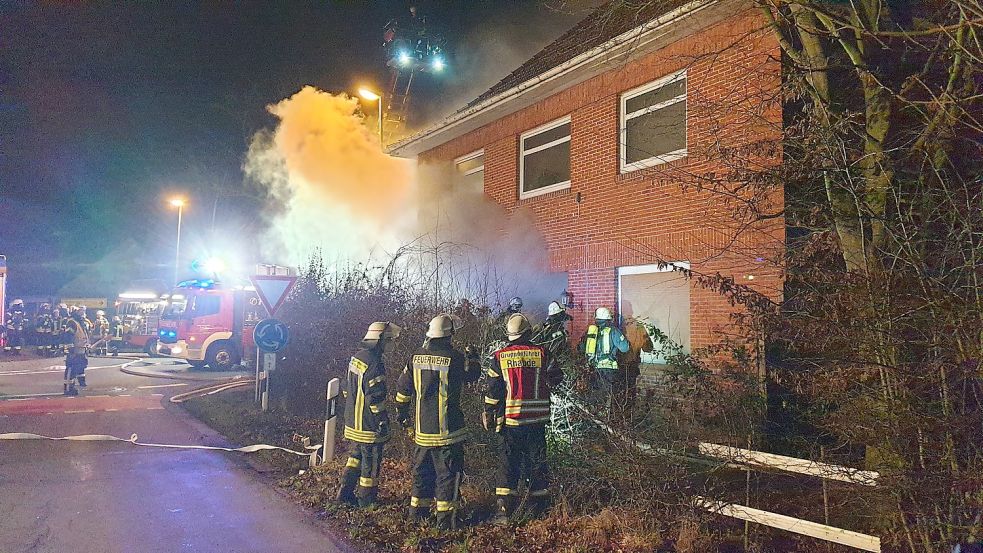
{"left": 483, "top": 340, "right": 560, "bottom": 427}
{"left": 394, "top": 338, "right": 469, "bottom": 447}
{"left": 579, "top": 323, "right": 629, "bottom": 370}
{"left": 343, "top": 347, "right": 391, "bottom": 444}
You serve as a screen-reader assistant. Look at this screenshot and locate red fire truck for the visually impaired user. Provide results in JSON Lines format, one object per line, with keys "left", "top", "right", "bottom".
{"left": 156, "top": 279, "right": 263, "bottom": 370}
{"left": 115, "top": 280, "right": 169, "bottom": 356}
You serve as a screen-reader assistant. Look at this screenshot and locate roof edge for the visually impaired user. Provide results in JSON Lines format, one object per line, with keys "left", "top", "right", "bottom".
{"left": 388, "top": 0, "right": 725, "bottom": 158}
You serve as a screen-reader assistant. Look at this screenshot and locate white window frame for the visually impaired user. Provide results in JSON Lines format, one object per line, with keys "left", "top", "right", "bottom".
{"left": 619, "top": 69, "right": 688, "bottom": 173}
{"left": 519, "top": 116, "right": 572, "bottom": 199}
{"left": 617, "top": 261, "right": 691, "bottom": 353}
{"left": 454, "top": 149, "right": 484, "bottom": 176}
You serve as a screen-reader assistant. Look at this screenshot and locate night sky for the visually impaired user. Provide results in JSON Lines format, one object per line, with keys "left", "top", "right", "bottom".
{"left": 0, "top": 1, "right": 585, "bottom": 298}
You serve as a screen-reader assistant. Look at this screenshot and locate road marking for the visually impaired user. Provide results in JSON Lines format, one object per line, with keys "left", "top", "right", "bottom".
{"left": 147, "top": 407, "right": 165, "bottom": 410}
{"left": 64, "top": 409, "right": 96, "bottom": 414}
{"left": 137, "top": 383, "right": 188, "bottom": 389}
{"left": 105, "top": 408, "right": 120, "bottom": 412}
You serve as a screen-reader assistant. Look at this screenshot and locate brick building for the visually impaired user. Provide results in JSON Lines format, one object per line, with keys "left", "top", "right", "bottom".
{"left": 390, "top": 0, "right": 785, "bottom": 368}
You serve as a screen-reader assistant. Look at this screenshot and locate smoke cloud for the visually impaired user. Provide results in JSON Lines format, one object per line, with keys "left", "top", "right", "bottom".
{"left": 245, "top": 85, "right": 565, "bottom": 312}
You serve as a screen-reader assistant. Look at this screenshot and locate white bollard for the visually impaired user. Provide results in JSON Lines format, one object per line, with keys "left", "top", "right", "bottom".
{"left": 321, "top": 377, "right": 340, "bottom": 465}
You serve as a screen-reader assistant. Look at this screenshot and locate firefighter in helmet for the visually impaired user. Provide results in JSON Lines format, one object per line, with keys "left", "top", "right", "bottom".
{"left": 532, "top": 301, "right": 573, "bottom": 359}
{"left": 34, "top": 303, "right": 54, "bottom": 356}
{"left": 4, "top": 300, "right": 26, "bottom": 355}
{"left": 395, "top": 314, "right": 469, "bottom": 529}
{"left": 110, "top": 316, "right": 125, "bottom": 356}
{"left": 483, "top": 313, "right": 562, "bottom": 524}
{"left": 337, "top": 321, "right": 401, "bottom": 508}
{"left": 64, "top": 308, "right": 90, "bottom": 395}
{"left": 578, "top": 307, "right": 629, "bottom": 410}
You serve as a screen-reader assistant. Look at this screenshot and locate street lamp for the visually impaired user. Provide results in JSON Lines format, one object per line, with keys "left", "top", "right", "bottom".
{"left": 169, "top": 197, "right": 186, "bottom": 285}
{"left": 358, "top": 87, "right": 384, "bottom": 146}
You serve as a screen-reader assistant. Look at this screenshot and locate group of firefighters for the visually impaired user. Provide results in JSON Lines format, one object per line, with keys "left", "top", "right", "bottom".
{"left": 337, "top": 297, "right": 630, "bottom": 529}
{"left": 2, "top": 300, "right": 125, "bottom": 358}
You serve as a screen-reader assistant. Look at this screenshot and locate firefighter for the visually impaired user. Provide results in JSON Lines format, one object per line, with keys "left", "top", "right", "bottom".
{"left": 34, "top": 303, "right": 54, "bottom": 356}
{"left": 56, "top": 304, "right": 71, "bottom": 353}
{"left": 483, "top": 313, "right": 562, "bottom": 524}
{"left": 394, "top": 314, "right": 469, "bottom": 528}
{"left": 337, "top": 321, "right": 401, "bottom": 508}
{"left": 532, "top": 301, "right": 572, "bottom": 358}
{"left": 64, "top": 308, "right": 90, "bottom": 395}
{"left": 110, "top": 316, "right": 124, "bottom": 356}
{"left": 578, "top": 307, "right": 630, "bottom": 410}
{"left": 4, "top": 300, "right": 26, "bottom": 355}
{"left": 91, "top": 309, "right": 110, "bottom": 354}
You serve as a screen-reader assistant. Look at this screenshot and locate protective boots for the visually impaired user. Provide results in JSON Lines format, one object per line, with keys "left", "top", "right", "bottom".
{"left": 492, "top": 496, "right": 516, "bottom": 525}
{"left": 78, "top": 375, "right": 87, "bottom": 388}
{"left": 336, "top": 466, "right": 359, "bottom": 506}
{"left": 435, "top": 510, "right": 457, "bottom": 531}
{"left": 356, "top": 486, "right": 378, "bottom": 508}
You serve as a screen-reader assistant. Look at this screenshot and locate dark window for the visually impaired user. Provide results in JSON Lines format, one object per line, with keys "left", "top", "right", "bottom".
{"left": 621, "top": 73, "right": 687, "bottom": 169}
{"left": 192, "top": 295, "right": 221, "bottom": 317}
{"left": 520, "top": 118, "right": 571, "bottom": 197}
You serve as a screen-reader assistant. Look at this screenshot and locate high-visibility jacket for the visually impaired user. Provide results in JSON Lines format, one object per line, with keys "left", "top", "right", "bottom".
{"left": 343, "top": 347, "right": 391, "bottom": 444}
{"left": 483, "top": 340, "right": 560, "bottom": 427}
{"left": 66, "top": 318, "right": 89, "bottom": 348}
{"left": 394, "top": 338, "right": 469, "bottom": 447}
{"left": 580, "top": 323, "right": 629, "bottom": 370}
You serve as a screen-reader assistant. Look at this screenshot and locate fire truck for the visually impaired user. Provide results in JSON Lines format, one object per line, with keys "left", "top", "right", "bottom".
{"left": 114, "top": 280, "right": 169, "bottom": 355}
{"left": 156, "top": 279, "right": 263, "bottom": 370}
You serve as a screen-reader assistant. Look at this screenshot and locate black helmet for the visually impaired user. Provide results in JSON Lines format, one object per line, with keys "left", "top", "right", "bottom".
{"left": 508, "top": 296, "right": 523, "bottom": 313}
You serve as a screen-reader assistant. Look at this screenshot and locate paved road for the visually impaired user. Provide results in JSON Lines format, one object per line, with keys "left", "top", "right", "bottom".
{"left": 0, "top": 356, "right": 350, "bottom": 553}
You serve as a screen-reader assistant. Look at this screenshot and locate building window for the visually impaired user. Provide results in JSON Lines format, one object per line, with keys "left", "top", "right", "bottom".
{"left": 454, "top": 150, "right": 484, "bottom": 194}
{"left": 520, "top": 116, "right": 571, "bottom": 199}
{"left": 620, "top": 70, "right": 687, "bottom": 172}
{"left": 618, "top": 263, "right": 691, "bottom": 358}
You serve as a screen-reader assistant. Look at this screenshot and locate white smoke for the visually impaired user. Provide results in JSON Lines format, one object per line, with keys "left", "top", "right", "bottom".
{"left": 245, "top": 86, "right": 565, "bottom": 312}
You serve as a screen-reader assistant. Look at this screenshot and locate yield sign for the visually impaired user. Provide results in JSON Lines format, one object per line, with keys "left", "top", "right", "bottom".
{"left": 250, "top": 275, "right": 297, "bottom": 317}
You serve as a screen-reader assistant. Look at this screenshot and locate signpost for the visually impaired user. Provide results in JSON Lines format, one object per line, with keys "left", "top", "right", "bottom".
{"left": 254, "top": 319, "right": 290, "bottom": 411}
{"left": 321, "top": 377, "right": 341, "bottom": 465}
{"left": 249, "top": 270, "right": 297, "bottom": 410}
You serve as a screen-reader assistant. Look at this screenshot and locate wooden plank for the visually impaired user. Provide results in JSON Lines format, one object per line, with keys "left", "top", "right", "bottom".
{"left": 698, "top": 443, "right": 879, "bottom": 486}
{"left": 696, "top": 497, "right": 881, "bottom": 552}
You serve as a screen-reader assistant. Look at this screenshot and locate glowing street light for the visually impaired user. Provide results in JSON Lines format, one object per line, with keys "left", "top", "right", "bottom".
{"left": 358, "top": 87, "right": 384, "bottom": 146}
{"left": 168, "top": 197, "right": 186, "bottom": 285}
{"left": 431, "top": 56, "right": 445, "bottom": 72}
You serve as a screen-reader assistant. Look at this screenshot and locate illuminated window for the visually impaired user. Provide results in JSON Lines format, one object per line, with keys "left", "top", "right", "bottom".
{"left": 520, "top": 116, "right": 571, "bottom": 199}
{"left": 454, "top": 150, "right": 484, "bottom": 194}
{"left": 620, "top": 70, "right": 687, "bottom": 172}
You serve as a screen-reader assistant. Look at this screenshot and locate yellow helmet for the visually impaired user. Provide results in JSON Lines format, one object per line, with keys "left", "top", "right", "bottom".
{"left": 505, "top": 313, "right": 531, "bottom": 341}
{"left": 363, "top": 321, "right": 401, "bottom": 342}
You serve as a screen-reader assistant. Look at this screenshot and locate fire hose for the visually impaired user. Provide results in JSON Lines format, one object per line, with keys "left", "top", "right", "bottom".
{"left": 0, "top": 431, "right": 321, "bottom": 464}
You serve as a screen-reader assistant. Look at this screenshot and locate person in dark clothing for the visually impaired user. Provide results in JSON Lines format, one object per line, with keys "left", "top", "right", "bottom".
{"left": 395, "top": 314, "right": 469, "bottom": 529}
{"left": 337, "top": 321, "right": 401, "bottom": 508}
{"left": 483, "top": 313, "right": 563, "bottom": 524}
{"left": 63, "top": 309, "right": 90, "bottom": 396}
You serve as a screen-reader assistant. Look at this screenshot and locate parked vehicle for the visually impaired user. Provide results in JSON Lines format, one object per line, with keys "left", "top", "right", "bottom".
{"left": 156, "top": 279, "right": 262, "bottom": 370}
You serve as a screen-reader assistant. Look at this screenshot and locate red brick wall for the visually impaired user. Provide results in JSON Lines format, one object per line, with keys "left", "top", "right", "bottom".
{"left": 418, "top": 6, "right": 784, "bottom": 356}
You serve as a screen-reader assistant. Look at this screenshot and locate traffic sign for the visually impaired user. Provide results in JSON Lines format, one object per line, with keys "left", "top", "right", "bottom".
{"left": 254, "top": 318, "right": 290, "bottom": 353}
{"left": 250, "top": 275, "right": 297, "bottom": 317}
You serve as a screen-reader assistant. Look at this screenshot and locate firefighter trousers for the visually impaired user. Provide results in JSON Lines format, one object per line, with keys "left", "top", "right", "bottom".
{"left": 339, "top": 442, "right": 384, "bottom": 507}
{"left": 496, "top": 424, "right": 549, "bottom": 507}
{"left": 410, "top": 443, "right": 464, "bottom": 526}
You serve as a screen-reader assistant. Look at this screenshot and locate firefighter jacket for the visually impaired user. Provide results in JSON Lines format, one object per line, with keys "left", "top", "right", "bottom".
{"left": 532, "top": 314, "right": 571, "bottom": 358}
{"left": 35, "top": 314, "right": 54, "bottom": 334}
{"left": 579, "top": 322, "right": 629, "bottom": 370}
{"left": 65, "top": 318, "right": 89, "bottom": 348}
{"left": 394, "top": 338, "right": 469, "bottom": 447}
{"left": 483, "top": 339, "right": 561, "bottom": 428}
{"left": 343, "top": 347, "right": 391, "bottom": 444}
